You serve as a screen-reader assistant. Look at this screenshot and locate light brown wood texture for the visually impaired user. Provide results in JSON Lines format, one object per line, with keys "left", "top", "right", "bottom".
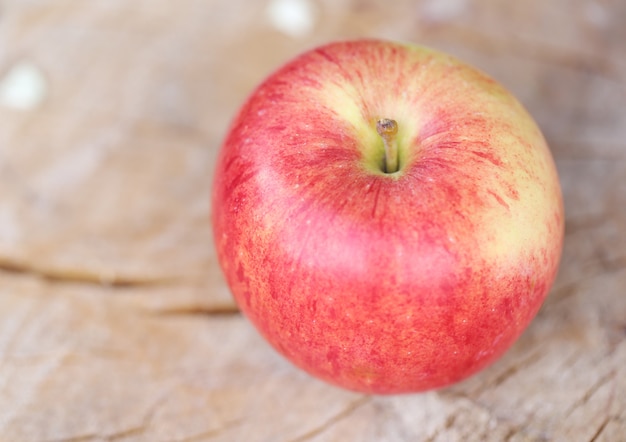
{"left": 0, "top": 0, "right": 625, "bottom": 440}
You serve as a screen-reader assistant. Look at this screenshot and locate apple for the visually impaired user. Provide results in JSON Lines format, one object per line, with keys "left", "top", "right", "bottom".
{"left": 211, "top": 39, "right": 564, "bottom": 394}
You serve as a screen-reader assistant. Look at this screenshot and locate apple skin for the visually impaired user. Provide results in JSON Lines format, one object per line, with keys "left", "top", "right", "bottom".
{"left": 211, "top": 40, "right": 564, "bottom": 394}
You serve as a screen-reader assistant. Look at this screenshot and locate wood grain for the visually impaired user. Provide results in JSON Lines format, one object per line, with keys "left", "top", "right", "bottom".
{"left": 0, "top": 0, "right": 625, "bottom": 440}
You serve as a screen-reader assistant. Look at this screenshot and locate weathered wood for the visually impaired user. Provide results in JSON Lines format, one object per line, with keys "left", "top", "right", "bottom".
{"left": 0, "top": 0, "right": 625, "bottom": 440}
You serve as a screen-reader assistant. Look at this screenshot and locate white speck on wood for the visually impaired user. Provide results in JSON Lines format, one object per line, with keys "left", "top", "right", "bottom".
{"left": 0, "top": 62, "right": 47, "bottom": 110}
{"left": 420, "top": 0, "right": 468, "bottom": 22}
{"left": 583, "top": 2, "right": 610, "bottom": 28}
{"left": 266, "top": 0, "right": 316, "bottom": 37}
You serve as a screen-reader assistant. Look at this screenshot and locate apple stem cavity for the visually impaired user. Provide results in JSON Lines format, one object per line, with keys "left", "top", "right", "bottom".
{"left": 376, "top": 118, "right": 399, "bottom": 174}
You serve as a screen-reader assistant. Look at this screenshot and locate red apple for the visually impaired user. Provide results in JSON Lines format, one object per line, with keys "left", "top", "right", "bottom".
{"left": 211, "top": 39, "right": 564, "bottom": 394}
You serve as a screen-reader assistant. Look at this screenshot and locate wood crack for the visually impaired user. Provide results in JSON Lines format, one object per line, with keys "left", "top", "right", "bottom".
{"left": 177, "top": 418, "right": 244, "bottom": 441}
{"left": 428, "top": 393, "right": 524, "bottom": 441}
{"left": 0, "top": 259, "right": 241, "bottom": 316}
{"left": 0, "top": 258, "right": 175, "bottom": 288}
{"left": 288, "top": 396, "right": 371, "bottom": 442}
{"left": 149, "top": 305, "right": 240, "bottom": 316}
{"left": 563, "top": 370, "right": 616, "bottom": 418}
{"left": 588, "top": 416, "right": 612, "bottom": 442}
{"left": 424, "top": 413, "right": 459, "bottom": 442}
{"left": 43, "top": 436, "right": 96, "bottom": 442}
{"left": 470, "top": 349, "right": 545, "bottom": 396}
{"left": 107, "top": 385, "right": 173, "bottom": 441}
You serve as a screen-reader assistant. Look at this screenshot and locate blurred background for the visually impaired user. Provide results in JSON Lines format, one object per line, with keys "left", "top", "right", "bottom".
{"left": 0, "top": 0, "right": 625, "bottom": 440}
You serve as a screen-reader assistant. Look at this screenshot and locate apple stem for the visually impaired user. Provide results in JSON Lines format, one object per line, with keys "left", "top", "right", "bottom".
{"left": 376, "top": 119, "right": 399, "bottom": 173}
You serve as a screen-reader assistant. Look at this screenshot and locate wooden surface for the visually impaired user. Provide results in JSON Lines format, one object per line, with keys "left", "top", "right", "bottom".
{"left": 0, "top": 0, "right": 625, "bottom": 440}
